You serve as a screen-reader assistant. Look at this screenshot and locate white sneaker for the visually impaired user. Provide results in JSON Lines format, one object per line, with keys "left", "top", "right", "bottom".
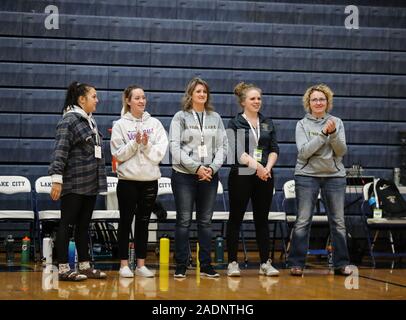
{"left": 135, "top": 266, "right": 155, "bottom": 278}
{"left": 227, "top": 261, "right": 241, "bottom": 277}
{"left": 259, "top": 259, "right": 280, "bottom": 276}
{"left": 119, "top": 266, "right": 134, "bottom": 278}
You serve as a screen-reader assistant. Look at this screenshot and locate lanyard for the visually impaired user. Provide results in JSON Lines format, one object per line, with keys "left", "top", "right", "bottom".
{"left": 242, "top": 113, "right": 260, "bottom": 146}
{"left": 192, "top": 110, "right": 205, "bottom": 145}
{"left": 88, "top": 117, "right": 101, "bottom": 146}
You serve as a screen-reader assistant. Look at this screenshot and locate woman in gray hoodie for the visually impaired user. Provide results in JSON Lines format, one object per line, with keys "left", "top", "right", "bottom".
{"left": 287, "top": 84, "right": 352, "bottom": 276}
{"left": 169, "top": 78, "right": 228, "bottom": 278}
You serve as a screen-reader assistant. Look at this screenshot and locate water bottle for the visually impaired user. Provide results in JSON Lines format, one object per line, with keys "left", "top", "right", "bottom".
{"left": 42, "top": 237, "right": 53, "bottom": 265}
{"left": 21, "top": 236, "right": 30, "bottom": 264}
{"left": 5, "top": 235, "right": 15, "bottom": 264}
{"left": 214, "top": 236, "right": 224, "bottom": 263}
{"left": 68, "top": 239, "right": 77, "bottom": 270}
{"left": 368, "top": 196, "right": 376, "bottom": 207}
{"left": 159, "top": 263, "right": 169, "bottom": 292}
{"left": 394, "top": 168, "right": 401, "bottom": 186}
{"left": 128, "top": 242, "right": 135, "bottom": 270}
{"left": 327, "top": 245, "right": 333, "bottom": 267}
{"left": 159, "top": 235, "right": 170, "bottom": 264}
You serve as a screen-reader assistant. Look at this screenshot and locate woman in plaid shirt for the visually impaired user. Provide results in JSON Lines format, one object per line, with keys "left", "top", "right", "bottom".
{"left": 49, "top": 82, "right": 107, "bottom": 281}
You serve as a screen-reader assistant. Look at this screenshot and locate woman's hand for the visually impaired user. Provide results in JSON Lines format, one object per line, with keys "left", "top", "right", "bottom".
{"left": 50, "top": 182, "right": 62, "bottom": 201}
{"left": 141, "top": 132, "right": 149, "bottom": 145}
{"left": 136, "top": 131, "right": 142, "bottom": 144}
{"left": 256, "top": 164, "right": 269, "bottom": 181}
{"left": 323, "top": 119, "right": 336, "bottom": 135}
{"left": 197, "top": 166, "right": 212, "bottom": 182}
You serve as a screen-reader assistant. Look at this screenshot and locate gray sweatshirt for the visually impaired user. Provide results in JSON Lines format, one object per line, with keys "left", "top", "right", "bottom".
{"left": 169, "top": 110, "right": 228, "bottom": 175}
{"left": 295, "top": 113, "right": 347, "bottom": 177}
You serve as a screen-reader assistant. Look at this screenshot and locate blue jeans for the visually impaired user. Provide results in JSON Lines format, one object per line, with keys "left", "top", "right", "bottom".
{"left": 171, "top": 170, "right": 218, "bottom": 266}
{"left": 287, "top": 175, "right": 350, "bottom": 269}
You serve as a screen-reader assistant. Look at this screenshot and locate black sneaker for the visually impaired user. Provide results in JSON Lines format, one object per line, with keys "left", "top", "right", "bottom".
{"left": 200, "top": 264, "right": 220, "bottom": 278}
{"left": 174, "top": 265, "right": 187, "bottom": 278}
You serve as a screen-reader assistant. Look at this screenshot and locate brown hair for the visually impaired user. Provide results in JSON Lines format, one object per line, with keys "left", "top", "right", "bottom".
{"left": 233, "top": 82, "right": 262, "bottom": 107}
{"left": 302, "top": 84, "right": 334, "bottom": 113}
{"left": 122, "top": 85, "right": 144, "bottom": 115}
{"left": 181, "top": 77, "right": 214, "bottom": 112}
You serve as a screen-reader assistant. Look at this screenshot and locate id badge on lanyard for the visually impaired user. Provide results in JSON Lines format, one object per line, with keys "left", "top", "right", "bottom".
{"left": 253, "top": 148, "right": 262, "bottom": 162}
{"left": 193, "top": 111, "right": 207, "bottom": 158}
{"left": 198, "top": 144, "right": 208, "bottom": 158}
{"left": 94, "top": 146, "right": 102, "bottom": 159}
{"left": 243, "top": 114, "right": 262, "bottom": 162}
{"left": 89, "top": 118, "right": 102, "bottom": 159}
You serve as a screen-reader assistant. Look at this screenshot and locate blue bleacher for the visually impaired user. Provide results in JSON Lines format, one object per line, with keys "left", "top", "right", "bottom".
{"left": 66, "top": 40, "right": 109, "bottom": 64}
{"left": 22, "top": 64, "right": 66, "bottom": 88}
{"left": 0, "top": 37, "right": 22, "bottom": 61}
{"left": 108, "top": 17, "right": 151, "bottom": 41}
{"left": 177, "top": 0, "right": 217, "bottom": 21}
{"left": 109, "top": 42, "right": 151, "bottom": 66}
{"left": 150, "top": 19, "right": 192, "bottom": 43}
{"left": 137, "top": 0, "right": 177, "bottom": 20}
{"left": 108, "top": 66, "right": 150, "bottom": 90}
{"left": 151, "top": 44, "right": 192, "bottom": 68}
{"left": 23, "top": 38, "right": 65, "bottom": 63}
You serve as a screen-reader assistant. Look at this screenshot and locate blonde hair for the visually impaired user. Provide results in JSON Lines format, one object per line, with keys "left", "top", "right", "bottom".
{"left": 233, "top": 82, "right": 262, "bottom": 107}
{"left": 181, "top": 78, "right": 213, "bottom": 112}
{"left": 302, "top": 84, "right": 334, "bottom": 113}
{"left": 121, "top": 85, "right": 143, "bottom": 115}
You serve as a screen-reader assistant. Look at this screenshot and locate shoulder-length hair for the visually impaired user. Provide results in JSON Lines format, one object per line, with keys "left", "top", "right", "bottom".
{"left": 181, "top": 77, "right": 214, "bottom": 113}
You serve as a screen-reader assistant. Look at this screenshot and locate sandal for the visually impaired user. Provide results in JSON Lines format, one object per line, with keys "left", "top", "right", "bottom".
{"left": 290, "top": 266, "right": 304, "bottom": 276}
{"left": 59, "top": 270, "right": 87, "bottom": 282}
{"left": 79, "top": 267, "right": 107, "bottom": 279}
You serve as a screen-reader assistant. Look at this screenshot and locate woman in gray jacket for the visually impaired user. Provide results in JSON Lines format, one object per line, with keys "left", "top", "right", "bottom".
{"left": 287, "top": 84, "right": 352, "bottom": 276}
{"left": 169, "top": 78, "right": 228, "bottom": 278}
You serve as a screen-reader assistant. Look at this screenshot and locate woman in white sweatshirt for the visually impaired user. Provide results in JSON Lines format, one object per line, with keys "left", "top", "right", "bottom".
{"left": 110, "top": 85, "right": 168, "bottom": 278}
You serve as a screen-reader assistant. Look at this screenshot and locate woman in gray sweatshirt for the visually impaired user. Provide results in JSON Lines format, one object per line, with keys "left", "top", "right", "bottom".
{"left": 287, "top": 84, "right": 352, "bottom": 276}
{"left": 169, "top": 78, "right": 228, "bottom": 278}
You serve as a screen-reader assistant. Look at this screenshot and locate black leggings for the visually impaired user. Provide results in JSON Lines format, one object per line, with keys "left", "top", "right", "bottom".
{"left": 117, "top": 180, "right": 158, "bottom": 260}
{"left": 56, "top": 193, "right": 96, "bottom": 264}
{"left": 227, "top": 171, "right": 274, "bottom": 263}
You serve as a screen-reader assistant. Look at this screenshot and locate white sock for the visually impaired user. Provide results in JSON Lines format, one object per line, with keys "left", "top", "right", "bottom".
{"left": 59, "top": 263, "right": 70, "bottom": 274}
{"left": 79, "top": 261, "right": 91, "bottom": 270}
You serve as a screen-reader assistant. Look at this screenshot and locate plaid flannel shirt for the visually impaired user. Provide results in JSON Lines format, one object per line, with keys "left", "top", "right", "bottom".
{"left": 48, "top": 112, "right": 107, "bottom": 196}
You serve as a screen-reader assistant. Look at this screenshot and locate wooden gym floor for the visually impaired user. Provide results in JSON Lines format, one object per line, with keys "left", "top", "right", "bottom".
{"left": 0, "top": 253, "right": 405, "bottom": 301}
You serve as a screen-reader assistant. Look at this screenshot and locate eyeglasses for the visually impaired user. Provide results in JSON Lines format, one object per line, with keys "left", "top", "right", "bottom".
{"left": 310, "top": 98, "right": 327, "bottom": 103}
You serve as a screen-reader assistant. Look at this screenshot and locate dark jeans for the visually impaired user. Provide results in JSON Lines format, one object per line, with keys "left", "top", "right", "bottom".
{"left": 56, "top": 193, "right": 96, "bottom": 264}
{"left": 227, "top": 170, "right": 274, "bottom": 264}
{"left": 117, "top": 179, "right": 158, "bottom": 260}
{"left": 171, "top": 170, "right": 218, "bottom": 266}
{"left": 287, "top": 175, "right": 350, "bottom": 268}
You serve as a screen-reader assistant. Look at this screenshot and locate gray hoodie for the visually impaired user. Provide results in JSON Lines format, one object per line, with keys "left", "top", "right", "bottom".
{"left": 169, "top": 110, "right": 228, "bottom": 175}
{"left": 295, "top": 113, "right": 347, "bottom": 177}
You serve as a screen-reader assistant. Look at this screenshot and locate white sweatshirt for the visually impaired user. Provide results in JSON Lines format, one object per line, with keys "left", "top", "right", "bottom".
{"left": 110, "top": 111, "right": 168, "bottom": 181}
